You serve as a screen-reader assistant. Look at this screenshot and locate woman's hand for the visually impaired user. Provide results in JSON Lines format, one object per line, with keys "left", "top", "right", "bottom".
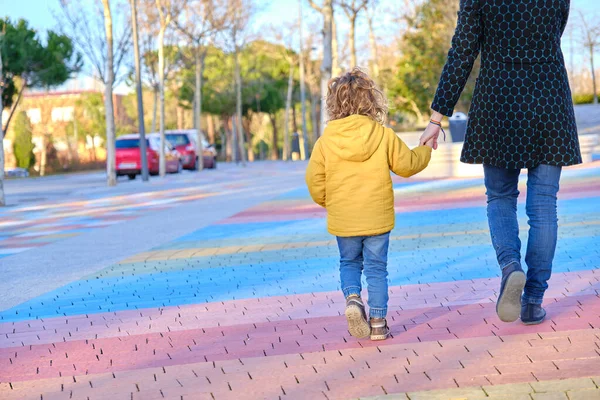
{"left": 420, "top": 123, "right": 441, "bottom": 150}
{"left": 420, "top": 111, "right": 444, "bottom": 150}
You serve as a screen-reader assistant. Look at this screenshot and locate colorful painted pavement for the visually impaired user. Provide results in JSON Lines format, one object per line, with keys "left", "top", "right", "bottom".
{"left": 0, "top": 169, "right": 270, "bottom": 260}
{"left": 0, "top": 162, "right": 599, "bottom": 399}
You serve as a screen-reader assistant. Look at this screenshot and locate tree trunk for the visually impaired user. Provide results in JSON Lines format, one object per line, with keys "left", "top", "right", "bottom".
{"left": 72, "top": 114, "right": 80, "bottom": 164}
{"left": 131, "top": 0, "right": 148, "bottom": 181}
{"left": 242, "top": 118, "right": 251, "bottom": 141}
{"left": 224, "top": 115, "right": 233, "bottom": 162}
{"left": 151, "top": 86, "right": 158, "bottom": 132}
{"left": 246, "top": 126, "right": 254, "bottom": 162}
{"left": 195, "top": 49, "right": 205, "bottom": 170}
{"left": 367, "top": 13, "right": 379, "bottom": 82}
{"left": 91, "top": 134, "right": 97, "bottom": 162}
{"left": 0, "top": 36, "right": 5, "bottom": 206}
{"left": 320, "top": 0, "right": 333, "bottom": 135}
{"left": 207, "top": 114, "right": 215, "bottom": 144}
{"left": 177, "top": 106, "right": 184, "bottom": 129}
{"left": 298, "top": 0, "right": 309, "bottom": 159}
{"left": 40, "top": 135, "right": 48, "bottom": 177}
{"left": 349, "top": 16, "right": 357, "bottom": 68}
{"left": 231, "top": 115, "right": 237, "bottom": 164}
{"left": 101, "top": 0, "right": 117, "bottom": 186}
{"left": 234, "top": 47, "right": 246, "bottom": 165}
{"left": 292, "top": 103, "right": 298, "bottom": 134}
{"left": 310, "top": 91, "right": 319, "bottom": 142}
{"left": 3, "top": 83, "right": 26, "bottom": 134}
{"left": 270, "top": 114, "right": 278, "bottom": 160}
{"left": 283, "top": 65, "right": 294, "bottom": 161}
{"left": 591, "top": 44, "right": 598, "bottom": 105}
{"left": 332, "top": 16, "right": 339, "bottom": 76}
{"left": 157, "top": 24, "right": 167, "bottom": 176}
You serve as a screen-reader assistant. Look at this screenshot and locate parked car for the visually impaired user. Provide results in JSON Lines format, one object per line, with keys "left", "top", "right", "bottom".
{"left": 165, "top": 130, "right": 217, "bottom": 170}
{"left": 115, "top": 133, "right": 182, "bottom": 179}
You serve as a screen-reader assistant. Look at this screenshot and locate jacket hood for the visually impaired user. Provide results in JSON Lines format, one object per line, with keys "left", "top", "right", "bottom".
{"left": 321, "top": 115, "right": 384, "bottom": 162}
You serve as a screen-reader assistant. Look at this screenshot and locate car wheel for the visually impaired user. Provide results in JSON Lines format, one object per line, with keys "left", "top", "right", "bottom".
{"left": 128, "top": 174, "right": 136, "bottom": 180}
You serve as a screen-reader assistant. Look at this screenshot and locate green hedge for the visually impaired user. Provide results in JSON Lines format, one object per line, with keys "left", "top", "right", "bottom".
{"left": 573, "top": 94, "right": 596, "bottom": 105}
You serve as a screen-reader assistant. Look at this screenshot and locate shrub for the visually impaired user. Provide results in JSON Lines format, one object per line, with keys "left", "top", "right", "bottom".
{"left": 12, "top": 111, "right": 36, "bottom": 169}
{"left": 573, "top": 94, "right": 595, "bottom": 105}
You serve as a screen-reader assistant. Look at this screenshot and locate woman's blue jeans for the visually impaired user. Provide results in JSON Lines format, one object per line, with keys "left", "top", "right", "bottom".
{"left": 337, "top": 232, "right": 390, "bottom": 319}
{"left": 484, "top": 164, "right": 562, "bottom": 305}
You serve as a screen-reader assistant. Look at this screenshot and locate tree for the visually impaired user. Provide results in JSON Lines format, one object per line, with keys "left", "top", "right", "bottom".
{"left": 12, "top": 111, "right": 35, "bottom": 169}
{"left": 130, "top": 0, "right": 149, "bottom": 181}
{"left": 0, "top": 28, "right": 5, "bottom": 206}
{"left": 175, "top": 0, "right": 229, "bottom": 171}
{"left": 100, "top": 0, "right": 117, "bottom": 186}
{"left": 298, "top": 0, "right": 309, "bottom": 159}
{"left": 366, "top": 1, "right": 380, "bottom": 82}
{"left": 155, "top": 0, "right": 177, "bottom": 176}
{"left": 1, "top": 18, "right": 81, "bottom": 133}
{"left": 271, "top": 26, "right": 297, "bottom": 161}
{"left": 242, "top": 41, "right": 290, "bottom": 160}
{"left": 226, "top": 0, "right": 255, "bottom": 165}
{"left": 390, "top": 0, "right": 475, "bottom": 121}
{"left": 58, "top": 0, "right": 131, "bottom": 186}
{"left": 579, "top": 11, "right": 600, "bottom": 104}
{"left": 141, "top": 46, "right": 181, "bottom": 132}
{"left": 0, "top": 18, "right": 80, "bottom": 205}
{"left": 138, "top": 1, "right": 171, "bottom": 133}
{"left": 338, "top": 0, "right": 368, "bottom": 68}
{"left": 308, "top": 0, "right": 333, "bottom": 135}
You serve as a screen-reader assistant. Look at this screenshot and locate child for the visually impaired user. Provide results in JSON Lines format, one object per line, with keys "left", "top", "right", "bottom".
{"left": 306, "top": 68, "right": 434, "bottom": 341}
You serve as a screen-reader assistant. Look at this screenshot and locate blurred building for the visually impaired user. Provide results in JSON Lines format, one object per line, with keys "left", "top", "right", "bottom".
{"left": 3, "top": 89, "right": 132, "bottom": 172}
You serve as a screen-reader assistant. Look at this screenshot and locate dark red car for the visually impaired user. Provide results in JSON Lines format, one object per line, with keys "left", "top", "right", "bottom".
{"left": 165, "top": 130, "right": 217, "bottom": 170}
{"left": 116, "top": 134, "right": 182, "bottom": 179}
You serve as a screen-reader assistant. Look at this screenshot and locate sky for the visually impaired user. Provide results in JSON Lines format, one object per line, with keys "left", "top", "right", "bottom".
{"left": 1, "top": 0, "right": 598, "bottom": 90}
{"left": 2, "top": 0, "right": 598, "bottom": 34}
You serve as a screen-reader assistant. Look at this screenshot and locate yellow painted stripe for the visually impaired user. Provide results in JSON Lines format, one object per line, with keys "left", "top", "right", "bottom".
{"left": 119, "top": 219, "right": 600, "bottom": 263}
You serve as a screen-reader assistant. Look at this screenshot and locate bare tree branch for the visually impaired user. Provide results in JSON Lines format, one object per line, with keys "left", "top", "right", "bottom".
{"left": 57, "top": 0, "right": 132, "bottom": 86}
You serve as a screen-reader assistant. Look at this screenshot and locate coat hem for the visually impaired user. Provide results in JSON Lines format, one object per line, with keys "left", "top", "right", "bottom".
{"left": 329, "top": 225, "right": 394, "bottom": 238}
{"left": 459, "top": 156, "right": 583, "bottom": 169}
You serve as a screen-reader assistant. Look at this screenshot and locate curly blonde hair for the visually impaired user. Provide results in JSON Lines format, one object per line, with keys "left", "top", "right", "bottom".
{"left": 326, "top": 67, "right": 388, "bottom": 125}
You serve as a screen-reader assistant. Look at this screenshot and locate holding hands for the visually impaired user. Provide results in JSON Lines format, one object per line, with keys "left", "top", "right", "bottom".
{"left": 419, "top": 111, "right": 445, "bottom": 150}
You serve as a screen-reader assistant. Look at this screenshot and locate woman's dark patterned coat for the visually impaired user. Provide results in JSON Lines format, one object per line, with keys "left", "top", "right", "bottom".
{"left": 432, "top": 0, "right": 582, "bottom": 169}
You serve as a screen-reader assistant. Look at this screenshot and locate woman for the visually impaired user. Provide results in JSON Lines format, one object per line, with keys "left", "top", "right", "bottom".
{"left": 420, "top": 0, "right": 582, "bottom": 325}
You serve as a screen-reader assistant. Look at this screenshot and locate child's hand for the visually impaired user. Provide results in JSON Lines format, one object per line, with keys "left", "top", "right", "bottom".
{"left": 420, "top": 122, "right": 441, "bottom": 150}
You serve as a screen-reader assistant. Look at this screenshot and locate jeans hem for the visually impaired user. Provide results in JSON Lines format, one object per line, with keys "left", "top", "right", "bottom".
{"left": 501, "top": 260, "right": 521, "bottom": 270}
{"left": 342, "top": 287, "right": 361, "bottom": 298}
{"left": 522, "top": 296, "right": 544, "bottom": 305}
{"left": 369, "top": 308, "right": 387, "bottom": 319}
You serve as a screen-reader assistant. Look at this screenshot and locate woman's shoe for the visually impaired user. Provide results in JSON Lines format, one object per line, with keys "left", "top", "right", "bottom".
{"left": 345, "top": 295, "right": 370, "bottom": 339}
{"left": 370, "top": 318, "right": 390, "bottom": 341}
{"left": 496, "top": 262, "right": 526, "bottom": 322}
{"left": 521, "top": 304, "right": 547, "bottom": 325}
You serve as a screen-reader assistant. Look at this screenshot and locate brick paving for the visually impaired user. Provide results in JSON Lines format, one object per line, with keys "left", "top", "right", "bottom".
{"left": 0, "top": 161, "right": 599, "bottom": 399}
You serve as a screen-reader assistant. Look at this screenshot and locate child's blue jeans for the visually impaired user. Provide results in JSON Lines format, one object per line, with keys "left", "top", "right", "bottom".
{"left": 336, "top": 232, "right": 390, "bottom": 319}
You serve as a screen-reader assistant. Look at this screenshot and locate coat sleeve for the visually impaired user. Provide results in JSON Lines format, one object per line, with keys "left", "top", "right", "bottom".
{"left": 431, "top": 0, "right": 483, "bottom": 117}
{"left": 560, "top": 2, "right": 570, "bottom": 35}
{"left": 305, "top": 139, "right": 327, "bottom": 208}
{"left": 387, "top": 129, "right": 432, "bottom": 178}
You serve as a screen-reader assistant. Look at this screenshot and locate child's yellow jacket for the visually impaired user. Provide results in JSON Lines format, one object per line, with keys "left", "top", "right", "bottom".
{"left": 306, "top": 115, "right": 432, "bottom": 237}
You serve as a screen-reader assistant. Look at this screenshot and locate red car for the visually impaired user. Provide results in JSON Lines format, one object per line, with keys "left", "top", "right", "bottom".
{"left": 165, "top": 130, "right": 217, "bottom": 170}
{"left": 116, "top": 133, "right": 182, "bottom": 180}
